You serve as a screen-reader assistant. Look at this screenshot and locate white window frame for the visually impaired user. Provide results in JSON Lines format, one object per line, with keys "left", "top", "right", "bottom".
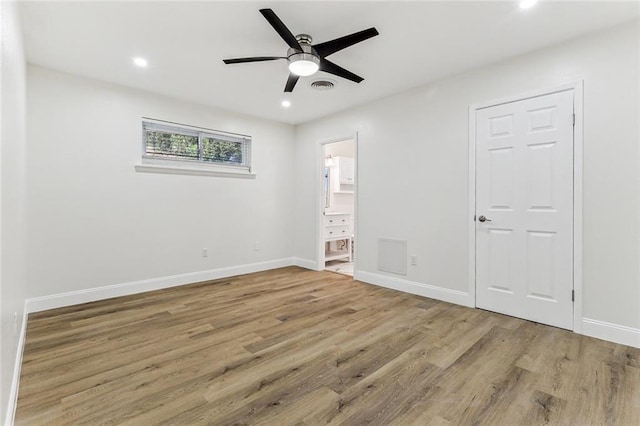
{"left": 135, "top": 118, "right": 255, "bottom": 179}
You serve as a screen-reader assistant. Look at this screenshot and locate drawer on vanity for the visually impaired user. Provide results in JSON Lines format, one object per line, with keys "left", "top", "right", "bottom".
{"left": 323, "top": 214, "right": 350, "bottom": 226}
{"left": 324, "top": 225, "right": 350, "bottom": 239}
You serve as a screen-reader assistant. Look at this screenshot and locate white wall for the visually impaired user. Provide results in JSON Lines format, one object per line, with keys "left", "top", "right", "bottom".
{"left": 0, "top": 1, "right": 28, "bottom": 422}
{"left": 26, "top": 66, "right": 295, "bottom": 299}
{"left": 294, "top": 21, "right": 640, "bottom": 330}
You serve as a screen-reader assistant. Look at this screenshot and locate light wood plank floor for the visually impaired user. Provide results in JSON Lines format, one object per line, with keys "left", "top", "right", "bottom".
{"left": 15, "top": 267, "right": 640, "bottom": 425}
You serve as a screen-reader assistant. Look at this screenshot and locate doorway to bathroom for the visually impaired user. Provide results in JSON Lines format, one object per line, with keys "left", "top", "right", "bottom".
{"left": 320, "top": 138, "right": 356, "bottom": 276}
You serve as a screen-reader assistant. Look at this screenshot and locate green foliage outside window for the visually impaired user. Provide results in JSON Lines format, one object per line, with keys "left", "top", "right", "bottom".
{"left": 145, "top": 130, "right": 244, "bottom": 165}
{"left": 146, "top": 131, "right": 199, "bottom": 159}
{"left": 202, "top": 138, "right": 242, "bottom": 164}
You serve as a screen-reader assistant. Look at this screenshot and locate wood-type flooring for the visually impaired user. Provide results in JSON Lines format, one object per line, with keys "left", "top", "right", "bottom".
{"left": 15, "top": 267, "right": 640, "bottom": 425}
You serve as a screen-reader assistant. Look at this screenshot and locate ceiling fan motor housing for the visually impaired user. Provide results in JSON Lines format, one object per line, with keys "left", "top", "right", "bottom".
{"left": 287, "top": 34, "right": 319, "bottom": 63}
{"left": 295, "top": 34, "right": 313, "bottom": 46}
{"left": 287, "top": 34, "right": 320, "bottom": 76}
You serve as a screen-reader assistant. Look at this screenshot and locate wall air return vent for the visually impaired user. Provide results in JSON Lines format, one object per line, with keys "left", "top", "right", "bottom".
{"left": 377, "top": 238, "right": 407, "bottom": 276}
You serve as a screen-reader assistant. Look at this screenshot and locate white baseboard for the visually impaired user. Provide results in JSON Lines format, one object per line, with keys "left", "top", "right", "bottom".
{"left": 582, "top": 318, "right": 640, "bottom": 348}
{"left": 25, "top": 258, "right": 294, "bottom": 313}
{"left": 5, "top": 309, "right": 27, "bottom": 426}
{"left": 354, "top": 270, "right": 474, "bottom": 307}
{"left": 292, "top": 257, "right": 321, "bottom": 271}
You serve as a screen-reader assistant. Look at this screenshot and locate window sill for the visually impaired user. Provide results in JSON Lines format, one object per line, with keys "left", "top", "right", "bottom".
{"left": 134, "top": 162, "right": 256, "bottom": 179}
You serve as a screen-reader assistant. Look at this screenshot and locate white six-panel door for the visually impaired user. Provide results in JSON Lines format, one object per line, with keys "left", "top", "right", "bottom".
{"left": 475, "top": 90, "right": 574, "bottom": 330}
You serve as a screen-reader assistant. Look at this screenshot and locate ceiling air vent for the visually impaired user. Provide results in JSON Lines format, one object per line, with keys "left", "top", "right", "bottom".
{"left": 311, "top": 79, "right": 336, "bottom": 91}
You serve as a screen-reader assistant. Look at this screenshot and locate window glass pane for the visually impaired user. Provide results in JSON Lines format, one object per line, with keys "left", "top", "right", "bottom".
{"left": 145, "top": 130, "right": 198, "bottom": 160}
{"left": 142, "top": 120, "right": 250, "bottom": 169}
{"left": 201, "top": 137, "right": 243, "bottom": 164}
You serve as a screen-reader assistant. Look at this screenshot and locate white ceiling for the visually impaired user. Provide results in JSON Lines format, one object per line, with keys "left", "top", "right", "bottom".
{"left": 20, "top": 1, "right": 639, "bottom": 125}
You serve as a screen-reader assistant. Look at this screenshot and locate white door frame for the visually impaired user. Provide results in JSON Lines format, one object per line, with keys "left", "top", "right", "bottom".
{"left": 468, "top": 81, "right": 584, "bottom": 332}
{"left": 317, "top": 134, "right": 359, "bottom": 271}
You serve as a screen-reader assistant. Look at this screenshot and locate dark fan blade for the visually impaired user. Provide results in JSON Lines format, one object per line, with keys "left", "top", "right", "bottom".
{"left": 313, "top": 27, "right": 379, "bottom": 58}
{"left": 223, "top": 56, "right": 285, "bottom": 64}
{"left": 319, "top": 59, "right": 364, "bottom": 83}
{"left": 259, "top": 9, "right": 301, "bottom": 51}
{"left": 284, "top": 73, "right": 299, "bottom": 92}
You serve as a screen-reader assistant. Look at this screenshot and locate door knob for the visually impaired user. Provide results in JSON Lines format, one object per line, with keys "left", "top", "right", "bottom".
{"left": 478, "top": 215, "right": 492, "bottom": 222}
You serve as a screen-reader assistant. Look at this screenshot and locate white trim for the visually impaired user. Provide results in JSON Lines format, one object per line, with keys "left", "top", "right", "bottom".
{"left": 353, "top": 134, "right": 359, "bottom": 272}
{"left": 582, "top": 318, "right": 640, "bottom": 348}
{"left": 468, "top": 80, "right": 584, "bottom": 331}
{"left": 572, "top": 81, "right": 584, "bottom": 333}
{"left": 5, "top": 309, "right": 27, "bottom": 426}
{"left": 354, "top": 270, "right": 474, "bottom": 308}
{"left": 134, "top": 163, "right": 256, "bottom": 179}
{"left": 467, "top": 105, "right": 477, "bottom": 306}
{"left": 293, "top": 257, "right": 321, "bottom": 271}
{"left": 472, "top": 82, "right": 582, "bottom": 110}
{"left": 25, "top": 258, "right": 292, "bottom": 313}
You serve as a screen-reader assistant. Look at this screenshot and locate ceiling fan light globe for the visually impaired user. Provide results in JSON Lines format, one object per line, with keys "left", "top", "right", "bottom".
{"left": 288, "top": 53, "right": 320, "bottom": 76}
{"left": 289, "top": 61, "right": 319, "bottom": 76}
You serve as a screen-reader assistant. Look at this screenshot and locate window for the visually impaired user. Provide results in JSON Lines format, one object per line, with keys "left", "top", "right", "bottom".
{"left": 141, "top": 119, "right": 251, "bottom": 172}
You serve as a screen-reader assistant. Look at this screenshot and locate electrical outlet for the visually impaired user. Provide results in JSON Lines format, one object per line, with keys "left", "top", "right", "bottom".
{"left": 202, "top": 248, "right": 208, "bottom": 258}
{"left": 254, "top": 241, "right": 260, "bottom": 251}
{"left": 411, "top": 255, "right": 417, "bottom": 266}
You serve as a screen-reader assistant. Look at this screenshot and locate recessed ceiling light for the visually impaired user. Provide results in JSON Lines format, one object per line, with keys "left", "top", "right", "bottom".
{"left": 133, "top": 57, "right": 148, "bottom": 67}
{"left": 281, "top": 100, "right": 291, "bottom": 108}
{"left": 519, "top": 0, "right": 538, "bottom": 9}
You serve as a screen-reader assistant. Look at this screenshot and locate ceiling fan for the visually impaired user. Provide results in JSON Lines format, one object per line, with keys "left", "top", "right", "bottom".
{"left": 223, "top": 8, "right": 379, "bottom": 92}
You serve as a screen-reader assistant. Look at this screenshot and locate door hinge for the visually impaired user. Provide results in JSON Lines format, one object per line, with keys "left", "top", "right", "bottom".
{"left": 571, "top": 289, "right": 575, "bottom": 302}
{"left": 572, "top": 113, "right": 575, "bottom": 126}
